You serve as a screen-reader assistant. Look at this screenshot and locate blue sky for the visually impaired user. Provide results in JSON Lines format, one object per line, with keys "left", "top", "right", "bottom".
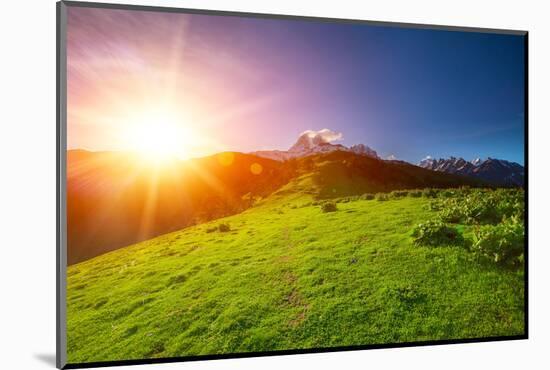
{"left": 227, "top": 18, "right": 526, "bottom": 164}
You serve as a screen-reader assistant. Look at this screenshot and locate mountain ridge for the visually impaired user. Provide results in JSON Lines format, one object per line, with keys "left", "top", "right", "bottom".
{"left": 418, "top": 156, "right": 524, "bottom": 186}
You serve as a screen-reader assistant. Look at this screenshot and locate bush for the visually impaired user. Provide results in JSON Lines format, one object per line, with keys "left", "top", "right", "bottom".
{"left": 422, "top": 188, "right": 439, "bottom": 198}
{"left": 439, "top": 205, "right": 465, "bottom": 224}
{"left": 472, "top": 217, "right": 524, "bottom": 267}
{"left": 412, "top": 220, "right": 463, "bottom": 246}
{"left": 439, "top": 190, "right": 456, "bottom": 198}
{"left": 362, "top": 193, "right": 375, "bottom": 200}
{"left": 427, "top": 200, "right": 443, "bottom": 211}
{"left": 432, "top": 188, "right": 525, "bottom": 225}
{"left": 376, "top": 193, "right": 389, "bottom": 201}
{"left": 321, "top": 202, "right": 338, "bottom": 213}
{"left": 218, "top": 223, "right": 231, "bottom": 232}
{"left": 390, "top": 190, "right": 408, "bottom": 198}
{"left": 409, "top": 190, "right": 422, "bottom": 198}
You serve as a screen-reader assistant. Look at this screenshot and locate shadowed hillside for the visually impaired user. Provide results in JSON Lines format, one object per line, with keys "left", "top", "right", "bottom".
{"left": 67, "top": 150, "right": 294, "bottom": 264}
{"left": 296, "top": 151, "right": 485, "bottom": 198}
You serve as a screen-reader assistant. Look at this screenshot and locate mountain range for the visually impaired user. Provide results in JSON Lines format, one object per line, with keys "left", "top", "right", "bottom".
{"left": 418, "top": 156, "right": 524, "bottom": 186}
{"left": 253, "top": 131, "right": 524, "bottom": 187}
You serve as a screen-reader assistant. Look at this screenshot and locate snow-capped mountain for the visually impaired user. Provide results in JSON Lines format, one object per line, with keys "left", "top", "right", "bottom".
{"left": 418, "top": 156, "right": 524, "bottom": 186}
{"left": 251, "top": 130, "right": 379, "bottom": 161}
{"left": 349, "top": 144, "right": 379, "bottom": 158}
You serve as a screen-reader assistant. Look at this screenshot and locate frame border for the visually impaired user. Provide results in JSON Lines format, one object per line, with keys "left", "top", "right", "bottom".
{"left": 56, "top": 1, "right": 529, "bottom": 368}
{"left": 57, "top": 2, "right": 68, "bottom": 369}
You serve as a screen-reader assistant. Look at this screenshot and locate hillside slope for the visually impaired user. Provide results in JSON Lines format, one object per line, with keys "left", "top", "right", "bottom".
{"left": 66, "top": 183, "right": 524, "bottom": 363}
{"left": 67, "top": 150, "right": 294, "bottom": 264}
{"left": 67, "top": 150, "right": 483, "bottom": 264}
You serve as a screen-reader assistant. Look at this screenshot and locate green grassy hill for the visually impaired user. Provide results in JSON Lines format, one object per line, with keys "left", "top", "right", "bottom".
{"left": 66, "top": 174, "right": 524, "bottom": 363}
{"left": 67, "top": 150, "right": 483, "bottom": 265}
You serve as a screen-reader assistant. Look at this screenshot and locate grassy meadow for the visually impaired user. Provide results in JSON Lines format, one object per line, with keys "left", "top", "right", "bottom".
{"left": 66, "top": 174, "right": 525, "bottom": 363}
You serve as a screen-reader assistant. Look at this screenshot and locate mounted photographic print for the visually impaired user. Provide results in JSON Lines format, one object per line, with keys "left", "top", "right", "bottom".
{"left": 56, "top": 1, "right": 528, "bottom": 368}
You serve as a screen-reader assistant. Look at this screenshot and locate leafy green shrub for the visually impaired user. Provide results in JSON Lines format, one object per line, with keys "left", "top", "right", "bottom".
{"left": 376, "top": 193, "right": 389, "bottom": 201}
{"left": 495, "top": 195, "right": 524, "bottom": 221}
{"left": 409, "top": 190, "right": 422, "bottom": 198}
{"left": 427, "top": 199, "right": 444, "bottom": 211}
{"left": 321, "top": 202, "right": 338, "bottom": 213}
{"left": 422, "top": 188, "right": 439, "bottom": 198}
{"left": 412, "top": 220, "right": 463, "bottom": 246}
{"left": 439, "top": 205, "right": 465, "bottom": 223}
{"left": 218, "top": 223, "right": 231, "bottom": 232}
{"left": 472, "top": 217, "right": 524, "bottom": 267}
{"left": 433, "top": 188, "right": 525, "bottom": 225}
{"left": 362, "top": 193, "right": 375, "bottom": 200}
{"left": 439, "top": 190, "right": 456, "bottom": 198}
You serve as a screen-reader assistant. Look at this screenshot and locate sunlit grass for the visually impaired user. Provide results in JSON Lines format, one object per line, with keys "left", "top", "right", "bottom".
{"left": 66, "top": 185, "right": 524, "bottom": 363}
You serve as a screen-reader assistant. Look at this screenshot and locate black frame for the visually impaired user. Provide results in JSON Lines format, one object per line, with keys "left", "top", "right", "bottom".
{"left": 56, "top": 1, "right": 529, "bottom": 368}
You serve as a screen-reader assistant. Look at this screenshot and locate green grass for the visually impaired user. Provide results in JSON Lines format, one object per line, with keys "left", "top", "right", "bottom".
{"left": 66, "top": 185, "right": 524, "bottom": 363}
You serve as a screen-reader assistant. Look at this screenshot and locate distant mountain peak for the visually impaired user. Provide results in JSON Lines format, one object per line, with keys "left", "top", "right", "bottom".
{"left": 288, "top": 129, "right": 345, "bottom": 153}
{"left": 471, "top": 157, "right": 484, "bottom": 166}
{"left": 251, "top": 129, "right": 379, "bottom": 161}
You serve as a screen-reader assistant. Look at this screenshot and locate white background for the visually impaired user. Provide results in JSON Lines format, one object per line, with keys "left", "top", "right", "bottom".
{"left": 1, "top": 0, "right": 548, "bottom": 369}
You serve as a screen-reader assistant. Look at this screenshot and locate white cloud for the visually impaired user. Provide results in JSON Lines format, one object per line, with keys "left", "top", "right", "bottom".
{"left": 300, "top": 128, "right": 343, "bottom": 144}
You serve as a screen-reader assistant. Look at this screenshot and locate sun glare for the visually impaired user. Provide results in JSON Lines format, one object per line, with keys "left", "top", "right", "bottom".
{"left": 126, "top": 110, "right": 195, "bottom": 163}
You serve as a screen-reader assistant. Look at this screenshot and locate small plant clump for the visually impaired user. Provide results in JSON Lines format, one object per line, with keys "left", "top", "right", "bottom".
{"left": 439, "top": 206, "right": 465, "bottom": 224}
{"left": 321, "top": 202, "right": 338, "bottom": 213}
{"left": 390, "top": 190, "right": 409, "bottom": 198}
{"left": 408, "top": 190, "right": 422, "bottom": 198}
{"left": 412, "top": 219, "right": 463, "bottom": 247}
{"left": 439, "top": 189, "right": 456, "bottom": 198}
{"left": 205, "top": 226, "right": 217, "bottom": 233}
{"left": 422, "top": 188, "right": 439, "bottom": 198}
{"left": 376, "top": 193, "right": 389, "bottom": 201}
{"left": 218, "top": 223, "right": 231, "bottom": 232}
{"left": 362, "top": 193, "right": 375, "bottom": 200}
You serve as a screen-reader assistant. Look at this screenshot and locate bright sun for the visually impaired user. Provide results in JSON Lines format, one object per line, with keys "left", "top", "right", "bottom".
{"left": 126, "top": 110, "right": 195, "bottom": 163}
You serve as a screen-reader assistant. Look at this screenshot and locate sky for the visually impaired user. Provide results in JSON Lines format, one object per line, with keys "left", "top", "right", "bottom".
{"left": 67, "top": 6, "right": 526, "bottom": 164}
